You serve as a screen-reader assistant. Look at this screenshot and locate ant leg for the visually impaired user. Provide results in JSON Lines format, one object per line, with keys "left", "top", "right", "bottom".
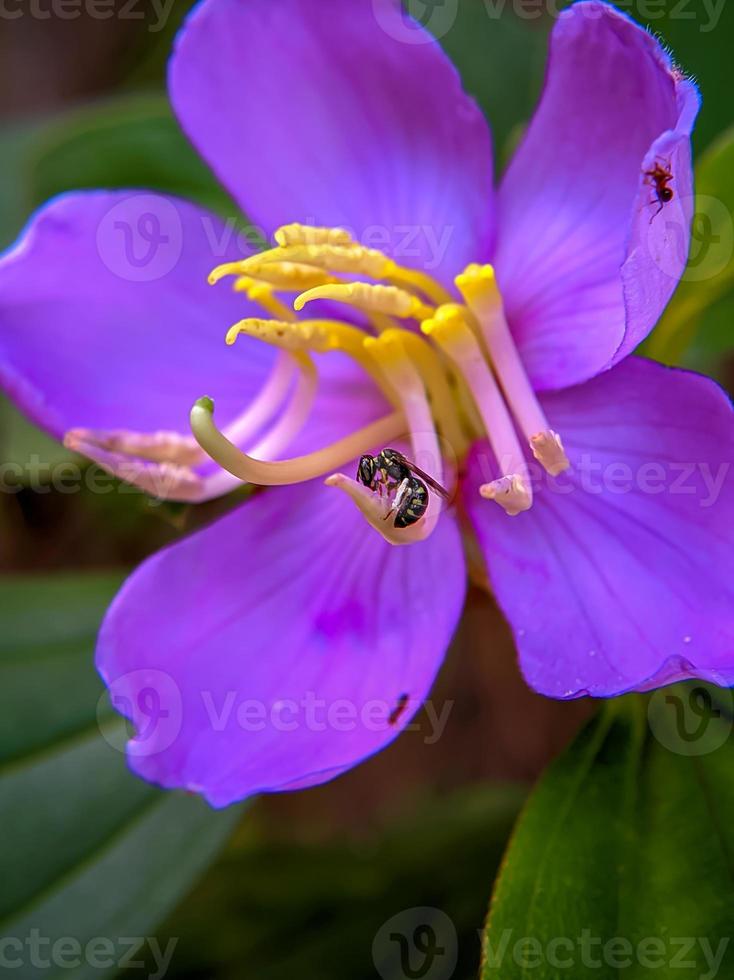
{"left": 649, "top": 200, "right": 664, "bottom": 225}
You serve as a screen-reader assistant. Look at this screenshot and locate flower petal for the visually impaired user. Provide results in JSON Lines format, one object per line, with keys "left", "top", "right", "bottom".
{"left": 97, "top": 479, "right": 466, "bottom": 807}
{"left": 464, "top": 357, "right": 734, "bottom": 698}
{"left": 0, "top": 190, "right": 389, "bottom": 496}
{"left": 494, "top": 0, "right": 698, "bottom": 390}
{"left": 0, "top": 190, "right": 274, "bottom": 438}
{"left": 616, "top": 78, "right": 699, "bottom": 363}
{"left": 168, "top": 0, "right": 494, "bottom": 285}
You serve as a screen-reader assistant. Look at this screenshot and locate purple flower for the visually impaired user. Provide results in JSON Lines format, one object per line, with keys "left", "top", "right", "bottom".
{"left": 1, "top": 0, "right": 732, "bottom": 807}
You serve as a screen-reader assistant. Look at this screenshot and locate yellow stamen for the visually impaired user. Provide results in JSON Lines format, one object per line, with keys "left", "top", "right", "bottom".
{"left": 294, "top": 282, "right": 434, "bottom": 322}
{"left": 190, "top": 397, "right": 406, "bottom": 486}
{"left": 388, "top": 264, "right": 453, "bottom": 307}
{"left": 456, "top": 264, "right": 570, "bottom": 476}
{"left": 232, "top": 244, "right": 391, "bottom": 280}
{"left": 234, "top": 263, "right": 339, "bottom": 293}
{"left": 376, "top": 328, "right": 467, "bottom": 458}
{"left": 226, "top": 318, "right": 398, "bottom": 407}
{"left": 361, "top": 332, "right": 447, "bottom": 539}
{"left": 233, "top": 278, "right": 296, "bottom": 321}
{"left": 274, "top": 223, "right": 354, "bottom": 248}
{"left": 219, "top": 242, "right": 452, "bottom": 308}
{"left": 422, "top": 304, "right": 532, "bottom": 515}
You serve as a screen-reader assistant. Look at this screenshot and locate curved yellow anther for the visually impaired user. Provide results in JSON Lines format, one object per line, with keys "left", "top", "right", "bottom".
{"left": 232, "top": 244, "right": 392, "bottom": 280}
{"left": 294, "top": 282, "right": 434, "bottom": 322}
{"left": 226, "top": 318, "right": 323, "bottom": 352}
{"left": 235, "top": 263, "right": 339, "bottom": 293}
{"left": 274, "top": 224, "right": 354, "bottom": 248}
{"left": 208, "top": 261, "right": 250, "bottom": 286}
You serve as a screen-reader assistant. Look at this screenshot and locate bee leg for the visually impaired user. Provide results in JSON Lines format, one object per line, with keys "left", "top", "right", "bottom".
{"left": 384, "top": 478, "right": 410, "bottom": 522}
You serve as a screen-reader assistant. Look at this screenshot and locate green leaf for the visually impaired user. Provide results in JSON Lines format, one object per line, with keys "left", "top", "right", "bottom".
{"left": 158, "top": 784, "right": 526, "bottom": 980}
{"left": 26, "top": 93, "right": 236, "bottom": 217}
{"left": 438, "top": 6, "right": 546, "bottom": 162}
{"left": 647, "top": 125, "right": 734, "bottom": 363}
{"left": 0, "top": 396, "right": 74, "bottom": 475}
{"left": 0, "top": 573, "right": 242, "bottom": 980}
{"left": 482, "top": 692, "right": 734, "bottom": 979}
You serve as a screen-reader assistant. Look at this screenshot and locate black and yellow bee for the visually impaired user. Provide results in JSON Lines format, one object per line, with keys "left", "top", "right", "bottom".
{"left": 357, "top": 448, "right": 448, "bottom": 529}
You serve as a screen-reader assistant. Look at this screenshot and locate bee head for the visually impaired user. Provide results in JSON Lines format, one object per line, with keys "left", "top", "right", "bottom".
{"left": 357, "top": 454, "right": 378, "bottom": 487}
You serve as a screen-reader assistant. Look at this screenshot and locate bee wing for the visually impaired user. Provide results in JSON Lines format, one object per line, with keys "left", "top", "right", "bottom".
{"left": 389, "top": 451, "right": 450, "bottom": 499}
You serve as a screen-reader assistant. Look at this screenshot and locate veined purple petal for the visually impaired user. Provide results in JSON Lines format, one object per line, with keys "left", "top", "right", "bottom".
{"left": 168, "top": 0, "right": 494, "bottom": 286}
{"left": 0, "top": 191, "right": 388, "bottom": 497}
{"left": 0, "top": 190, "right": 274, "bottom": 438}
{"left": 494, "top": 0, "right": 697, "bottom": 391}
{"left": 97, "top": 479, "right": 466, "bottom": 807}
{"left": 463, "top": 357, "right": 734, "bottom": 698}
{"left": 616, "top": 77, "right": 699, "bottom": 363}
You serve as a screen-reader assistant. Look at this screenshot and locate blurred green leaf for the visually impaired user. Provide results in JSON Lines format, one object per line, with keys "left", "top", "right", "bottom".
{"left": 158, "top": 784, "right": 525, "bottom": 980}
{"left": 0, "top": 121, "right": 49, "bottom": 250}
{"left": 648, "top": 125, "right": 734, "bottom": 363}
{"left": 0, "top": 396, "right": 73, "bottom": 474}
{"left": 439, "top": 7, "right": 546, "bottom": 162}
{"left": 27, "top": 93, "right": 236, "bottom": 217}
{"left": 482, "top": 691, "right": 734, "bottom": 979}
{"left": 0, "top": 573, "right": 242, "bottom": 980}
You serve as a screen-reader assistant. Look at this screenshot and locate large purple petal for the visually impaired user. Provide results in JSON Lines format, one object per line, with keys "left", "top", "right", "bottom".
{"left": 0, "top": 190, "right": 274, "bottom": 437}
{"left": 463, "top": 357, "right": 734, "bottom": 698}
{"left": 168, "top": 0, "right": 494, "bottom": 285}
{"left": 98, "top": 480, "right": 466, "bottom": 807}
{"left": 494, "top": 1, "right": 698, "bottom": 390}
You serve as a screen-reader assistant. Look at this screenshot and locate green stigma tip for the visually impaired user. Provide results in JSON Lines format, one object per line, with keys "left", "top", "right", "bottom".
{"left": 195, "top": 396, "right": 215, "bottom": 413}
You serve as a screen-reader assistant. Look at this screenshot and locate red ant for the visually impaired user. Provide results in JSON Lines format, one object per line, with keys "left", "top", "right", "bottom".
{"left": 644, "top": 159, "right": 674, "bottom": 221}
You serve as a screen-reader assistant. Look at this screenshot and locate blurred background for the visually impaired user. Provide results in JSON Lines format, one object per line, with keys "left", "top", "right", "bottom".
{"left": 1, "top": 1, "right": 732, "bottom": 978}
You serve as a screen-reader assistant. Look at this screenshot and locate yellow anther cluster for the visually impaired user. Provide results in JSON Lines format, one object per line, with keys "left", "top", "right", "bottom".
{"left": 274, "top": 223, "right": 353, "bottom": 248}
{"left": 294, "top": 282, "right": 434, "bottom": 321}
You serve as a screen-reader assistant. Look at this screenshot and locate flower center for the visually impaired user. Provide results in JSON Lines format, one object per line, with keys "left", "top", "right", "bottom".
{"left": 194, "top": 224, "right": 569, "bottom": 542}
